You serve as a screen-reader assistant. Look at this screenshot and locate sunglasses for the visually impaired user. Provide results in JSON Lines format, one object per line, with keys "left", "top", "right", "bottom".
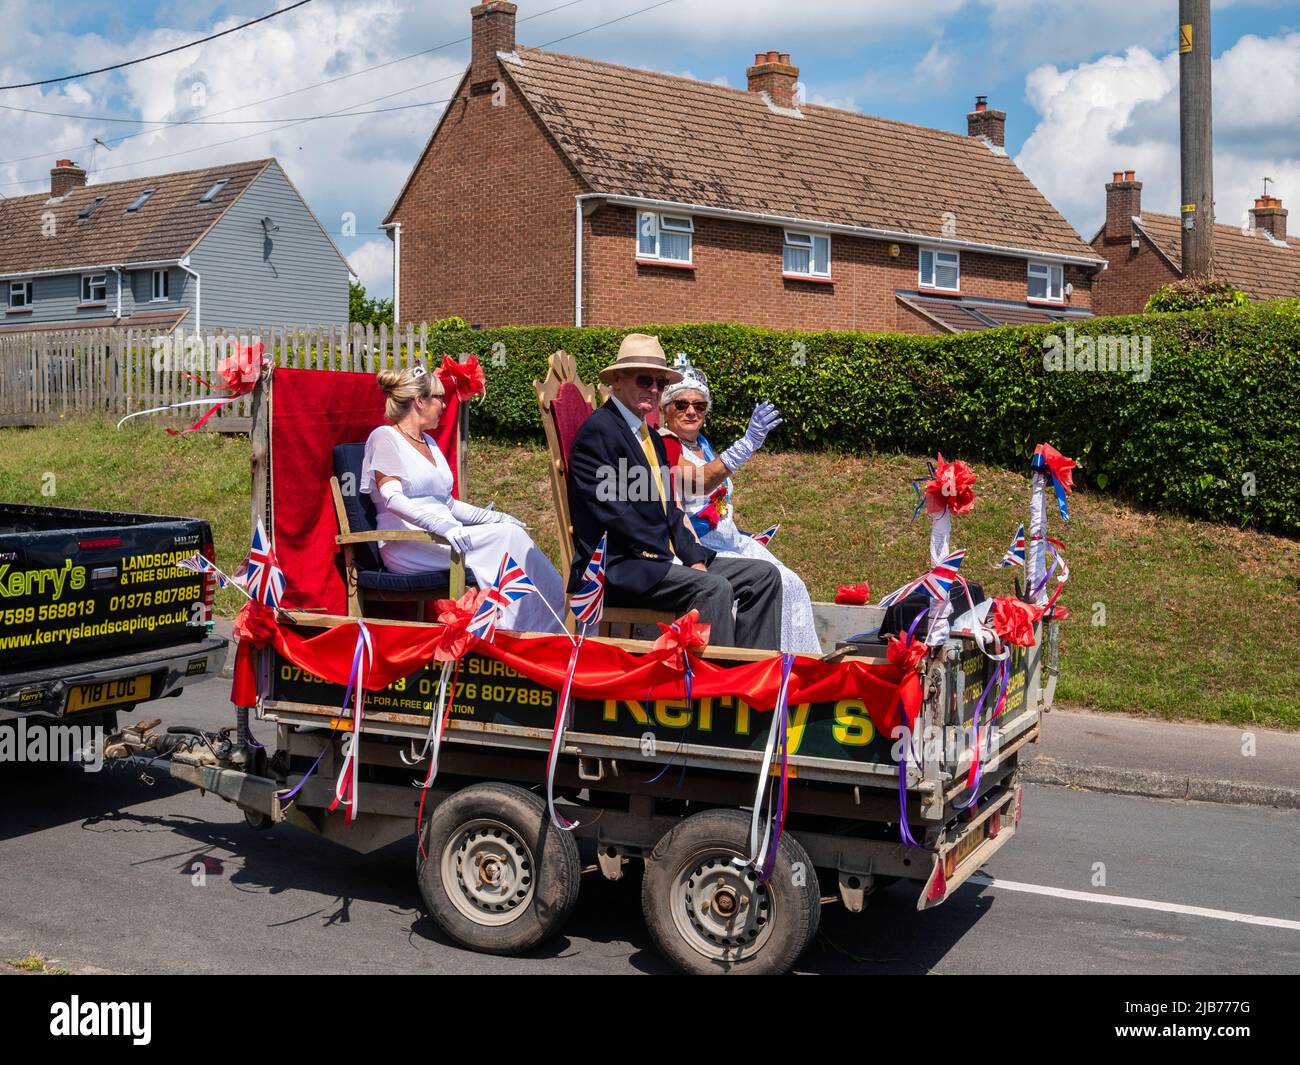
{"left": 671, "top": 400, "right": 708, "bottom": 413}
{"left": 634, "top": 374, "right": 673, "bottom": 391}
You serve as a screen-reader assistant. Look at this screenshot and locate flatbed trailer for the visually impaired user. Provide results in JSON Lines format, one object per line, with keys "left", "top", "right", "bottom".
{"left": 140, "top": 358, "right": 1061, "bottom": 975}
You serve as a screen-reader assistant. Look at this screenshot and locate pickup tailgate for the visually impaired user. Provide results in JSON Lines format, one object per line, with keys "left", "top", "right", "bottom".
{"left": 0, "top": 503, "right": 215, "bottom": 675}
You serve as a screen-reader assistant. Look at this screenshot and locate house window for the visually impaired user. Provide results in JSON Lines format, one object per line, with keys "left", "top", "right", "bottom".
{"left": 637, "top": 212, "right": 693, "bottom": 264}
{"left": 199, "top": 179, "right": 228, "bottom": 204}
{"left": 81, "top": 274, "right": 108, "bottom": 304}
{"left": 1028, "top": 261, "right": 1064, "bottom": 302}
{"left": 783, "top": 231, "right": 831, "bottom": 277}
{"left": 8, "top": 280, "right": 33, "bottom": 310}
{"left": 126, "top": 189, "right": 155, "bottom": 213}
{"left": 151, "top": 269, "right": 170, "bottom": 301}
{"left": 919, "top": 248, "right": 960, "bottom": 291}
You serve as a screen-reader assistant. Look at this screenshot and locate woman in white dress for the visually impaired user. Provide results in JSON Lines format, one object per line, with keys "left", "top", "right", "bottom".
{"left": 361, "top": 365, "right": 565, "bottom": 635}
{"left": 658, "top": 360, "right": 822, "bottom": 654}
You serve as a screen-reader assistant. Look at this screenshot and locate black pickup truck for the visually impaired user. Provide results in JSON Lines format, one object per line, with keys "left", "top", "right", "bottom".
{"left": 0, "top": 503, "right": 229, "bottom": 731}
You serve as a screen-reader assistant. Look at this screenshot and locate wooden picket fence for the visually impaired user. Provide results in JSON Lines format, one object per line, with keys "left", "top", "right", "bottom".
{"left": 0, "top": 322, "right": 460, "bottom": 432}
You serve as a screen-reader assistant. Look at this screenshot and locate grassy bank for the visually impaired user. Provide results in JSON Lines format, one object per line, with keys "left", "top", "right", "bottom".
{"left": 2, "top": 420, "right": 1297, "bottom": 730}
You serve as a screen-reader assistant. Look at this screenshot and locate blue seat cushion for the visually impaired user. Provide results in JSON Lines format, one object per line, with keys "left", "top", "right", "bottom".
{"left": 333, "top": 442, "right": 381, "bottom": 571}
{"left": 356, "top": 569, "right": 478, "bottom": 595}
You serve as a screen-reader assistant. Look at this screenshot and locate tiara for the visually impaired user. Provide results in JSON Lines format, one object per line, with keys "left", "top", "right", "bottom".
{"left": 409, "top": 363, "right": 427, "bottom": 379}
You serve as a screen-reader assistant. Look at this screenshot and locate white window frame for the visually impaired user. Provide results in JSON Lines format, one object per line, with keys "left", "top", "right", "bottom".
{"left": 919, "top": 247, "right": 961, "bottom": 292}
{"left": 636, "top": 211, "right": 694, "bottom": 265}
{"left": 7, "top": 280, "right": 33, "bottom": 310}
{"left": 782, "top": 230, "right": 832, "bottom": 278}
{"left": 151, "top": 269, "right": 170, "bottom": 302}
{"left": 1027, "top": 261, "right": 1064, "bottom": 303}
{"left": 80, "top": 273, "right": 108, "bottom": 305}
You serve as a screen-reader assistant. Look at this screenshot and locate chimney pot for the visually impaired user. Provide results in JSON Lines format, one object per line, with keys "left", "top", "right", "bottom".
{"left": 966, "top": 98, "right": 1006, "bottom": 148}
{"left": 1104, "top": 169, "right": 1143, "bottom": 241}
{"left": 747, "top": 49, "right": 800, "bottom": 110}
{"left": 469, "top": 1, "right": 517, "bottom": 90}
{"left": 1250, "top": 193, "right": 1288, "bottom": 241}
{"left": 50, "top": 159, "right": 87, "bottom": 198}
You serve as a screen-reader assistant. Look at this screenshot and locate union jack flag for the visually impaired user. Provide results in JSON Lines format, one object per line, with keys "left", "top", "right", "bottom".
{"left": 877, "top": 550, "right": 966, "bottom": 608}
{"left": 570, "top": 533, "right": 606, "bottom": 628}
{"left": 233, "top": 517, "right": 286, "bottom": 608}
{"left": 467, "top": 552, "right": 537, "bottom": 642}
{"left": 751, "top": 524, "right": 780, "bottom": 547}
{"left": 998, "top": 524, "right": 1027, "bottom": 568}
{"left": 176, "top": 553, "right": 232, "bottom": 590}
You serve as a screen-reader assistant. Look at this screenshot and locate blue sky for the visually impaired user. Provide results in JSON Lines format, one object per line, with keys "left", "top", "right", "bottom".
{"left": 2, "top": 1, "right": 1297, "bottom": 296}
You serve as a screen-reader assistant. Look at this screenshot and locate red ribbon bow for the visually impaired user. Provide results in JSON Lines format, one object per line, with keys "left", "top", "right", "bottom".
{"left": 925, "top": 453, "right": 977, "bottom": 515}
{"left": 216, "top": 340, "right": 264, "bottom": 397}
{"left": 233, "top": 599, "right": 278, "bottom": 648}
{"left": 652, "top": 609, "right": 711, "bottom": 659}
{"left": 834, "top": 581, "right": 871, "bottom": 605}
{"left": 437, "top": 354, "right": 486, "bottom": 402}
{"left": 1032, "top": 443, "right": 1075, "bottom": 495}
{"left": 432, "top": 588, "right": 489, "bottom": 661}
{"left": 991, "top": 596, "right": 1046, "bottom": 647}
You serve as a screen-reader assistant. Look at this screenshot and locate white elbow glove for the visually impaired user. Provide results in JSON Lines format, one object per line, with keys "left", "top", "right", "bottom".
{"left": 720, "top": 401, "right": 783, "bottom": 472}
{"left": 451, "top": 499, "right": 525, "bottom": 528}
{"left": 378, "top": 480, "right": 471, "bottom": 554}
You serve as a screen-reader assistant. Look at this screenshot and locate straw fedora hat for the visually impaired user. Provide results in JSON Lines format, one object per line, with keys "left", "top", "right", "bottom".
{"left": 598, "top": 333, "right": 683, "bottom": 385}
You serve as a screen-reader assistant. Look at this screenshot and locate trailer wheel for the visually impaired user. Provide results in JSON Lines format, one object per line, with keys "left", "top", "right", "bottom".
{"left": 641, "top": 809, "right": 820, "bottom": 975}
{"left": 417, "top": 782, "right": 581, "bottom": 956}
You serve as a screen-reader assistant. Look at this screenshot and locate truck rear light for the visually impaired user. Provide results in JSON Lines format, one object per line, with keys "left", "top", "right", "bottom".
{"left": 942, "top": 847, "right": 957, "bottom": 880}
{"left": 929, "top": 860, "right": 948, "bottom": 903}
{"left": 79, "top": 536, "right": 122, "bottom": 549}
{"left": 200, "top": 541, "right": 217, "bottom": 623}
{"left": 988, "top": 811, "right": 1001, "bottom": 840}
{"left": 1014, "top": 786, "right": 1023, "bottom": 826}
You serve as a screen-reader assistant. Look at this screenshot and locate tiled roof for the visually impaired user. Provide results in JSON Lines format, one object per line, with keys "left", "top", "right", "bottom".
{"left": 0, "top": 307, "right": 187, "bottom": 335}
{"left": 896, "top": 291, "right": 1094, "bottom": 333}
{"left": 0, "top": 159, "right": 272, "bottom": 276}
{"left": 502, "top": 48, "right": 1102, "bottom": 263}
{"left": 1134, "top": 213, "right": 1300, "bottom": 300}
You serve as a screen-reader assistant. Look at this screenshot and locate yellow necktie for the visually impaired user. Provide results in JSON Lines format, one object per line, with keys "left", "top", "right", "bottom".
{"left": 639, "top": 424, "right": 667, "bottom": 513}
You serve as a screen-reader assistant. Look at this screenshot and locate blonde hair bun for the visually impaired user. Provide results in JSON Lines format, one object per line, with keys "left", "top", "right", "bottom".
{"left": 378, "top": 365, "right": 443, "bottom": 422}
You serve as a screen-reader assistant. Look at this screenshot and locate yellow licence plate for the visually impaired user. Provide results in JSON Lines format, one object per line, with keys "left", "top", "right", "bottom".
{"left": 950, "top": 819, "right": 990, "bottom": 868}
{"left": 66, "top": 675, "right": 152, "bottom": 714}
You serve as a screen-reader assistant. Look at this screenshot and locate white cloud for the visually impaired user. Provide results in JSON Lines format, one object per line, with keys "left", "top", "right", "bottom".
{"left": 350, "top": 238, "right": 395, "bottom": 298}
{"left": 1015, "top": 31, "right": 1300, "bottom": 239}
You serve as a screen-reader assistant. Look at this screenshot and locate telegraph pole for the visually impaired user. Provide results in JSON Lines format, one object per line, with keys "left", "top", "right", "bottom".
{"left": 1179, "top": 0, "right": 1215, "bottom": 276}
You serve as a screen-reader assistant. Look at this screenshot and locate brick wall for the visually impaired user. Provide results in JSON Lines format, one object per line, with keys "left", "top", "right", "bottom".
{"left": 583, "top": 206, "right": 1094, "bottom": 332}
{"left": 392, "top": 73, "right": 585, "bottom": 327}
{"left": 1090, "top": 230, "right": 1180, "bottom": 316}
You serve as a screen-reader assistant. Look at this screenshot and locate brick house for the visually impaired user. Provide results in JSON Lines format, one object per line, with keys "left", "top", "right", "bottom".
{"left": 1090, "top": 171, "right": 1299, "bottom": 314}
{"left": 383, "top": 1, "right": 1106, "bottom": 334}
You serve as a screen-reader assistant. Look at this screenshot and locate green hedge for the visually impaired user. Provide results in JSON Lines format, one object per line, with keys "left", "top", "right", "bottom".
{"left": 427, "top": 300, "right": 1300, "bottom": 535}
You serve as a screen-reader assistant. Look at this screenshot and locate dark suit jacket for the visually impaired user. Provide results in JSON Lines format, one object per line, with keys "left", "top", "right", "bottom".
{"left": 566, "top": 400, "right": 715, "bottom": 595}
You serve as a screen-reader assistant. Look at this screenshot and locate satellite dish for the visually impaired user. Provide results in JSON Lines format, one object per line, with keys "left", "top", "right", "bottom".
{"left": 260, "top": 216, "right": 280, "bottom": 234}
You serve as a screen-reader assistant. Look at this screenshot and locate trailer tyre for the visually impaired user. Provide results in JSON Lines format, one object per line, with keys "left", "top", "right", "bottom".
{"left": 417, "top": 782, "right": 580, "bottom": 956}
{"left": 641, "top": 808, "right": 820, "bottom": 975}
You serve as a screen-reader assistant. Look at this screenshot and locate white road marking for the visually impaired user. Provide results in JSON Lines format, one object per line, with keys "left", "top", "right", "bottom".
{"left": 968, "top": 874, "right": 1300, "bottom": 931}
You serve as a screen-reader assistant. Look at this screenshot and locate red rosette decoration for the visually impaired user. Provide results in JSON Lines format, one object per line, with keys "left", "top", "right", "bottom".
{"left": 432, "top": 588, "right": 489, "bottom": 661}
{"left": 924, "top": 452, "right": 977, "bottom": 515}
{"left": 834, "top": 581, "right": 871, "bottom": 605}
{"left": 887, "top": 634, "right": 927, "bottom": 674}
{"left": 991, "top": 596, "right": 1046, "bottom": 647}
{"left": 652, "top": 609, "right": 711, "bottom": 659}
{"left": 696, "top": 484, "right": 728, "bottom": 531}
{"left": 1033, "top": 443, "right": 1075, "bottom": 495}
{"left": 437, "top": 354, "right": 486, "bottom": 401}
{"left": 1051, "top": 604, "right": 1071, "bottom": 621}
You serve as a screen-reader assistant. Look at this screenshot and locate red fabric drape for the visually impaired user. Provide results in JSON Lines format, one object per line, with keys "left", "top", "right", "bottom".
{"left": 269, "top": 368, "right": 465, "bottom": 614}
{"left": 233, "top": 615, "right": 923, "bottom": 739}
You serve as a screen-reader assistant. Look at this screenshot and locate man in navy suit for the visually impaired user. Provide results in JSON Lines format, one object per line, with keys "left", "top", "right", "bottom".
{"left": 566, "top": 334, "right": 783, "bottom": 650}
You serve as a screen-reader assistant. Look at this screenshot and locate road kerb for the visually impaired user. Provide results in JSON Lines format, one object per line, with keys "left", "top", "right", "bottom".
{"left": 1022, "top": 757, "right": 1300, "bottom": 810}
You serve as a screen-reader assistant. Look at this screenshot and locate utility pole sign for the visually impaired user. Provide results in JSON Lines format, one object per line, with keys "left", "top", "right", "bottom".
{"left": 1178, "top": 0, "right": 1215, "bottom": 277}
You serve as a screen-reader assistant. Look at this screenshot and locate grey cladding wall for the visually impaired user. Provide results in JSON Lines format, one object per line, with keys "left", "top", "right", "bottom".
{"left": 187, "top": 162, "right": 350, "bottom": 330}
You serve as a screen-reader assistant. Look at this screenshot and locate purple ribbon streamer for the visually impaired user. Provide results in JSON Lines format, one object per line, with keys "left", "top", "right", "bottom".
{"left": 758, "top": 654, "right": 795, "bottom": 883}
{"left": 276, "top": 631, "right": 365, "bottom": 803}
{"left": 956, "top": 656, "right": 1007, "bottom": 810}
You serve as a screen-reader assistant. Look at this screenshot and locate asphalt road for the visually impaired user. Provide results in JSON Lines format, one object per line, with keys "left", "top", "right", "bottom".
{"left": 1, "top": 677, "right": 1298, "bottom": 975}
